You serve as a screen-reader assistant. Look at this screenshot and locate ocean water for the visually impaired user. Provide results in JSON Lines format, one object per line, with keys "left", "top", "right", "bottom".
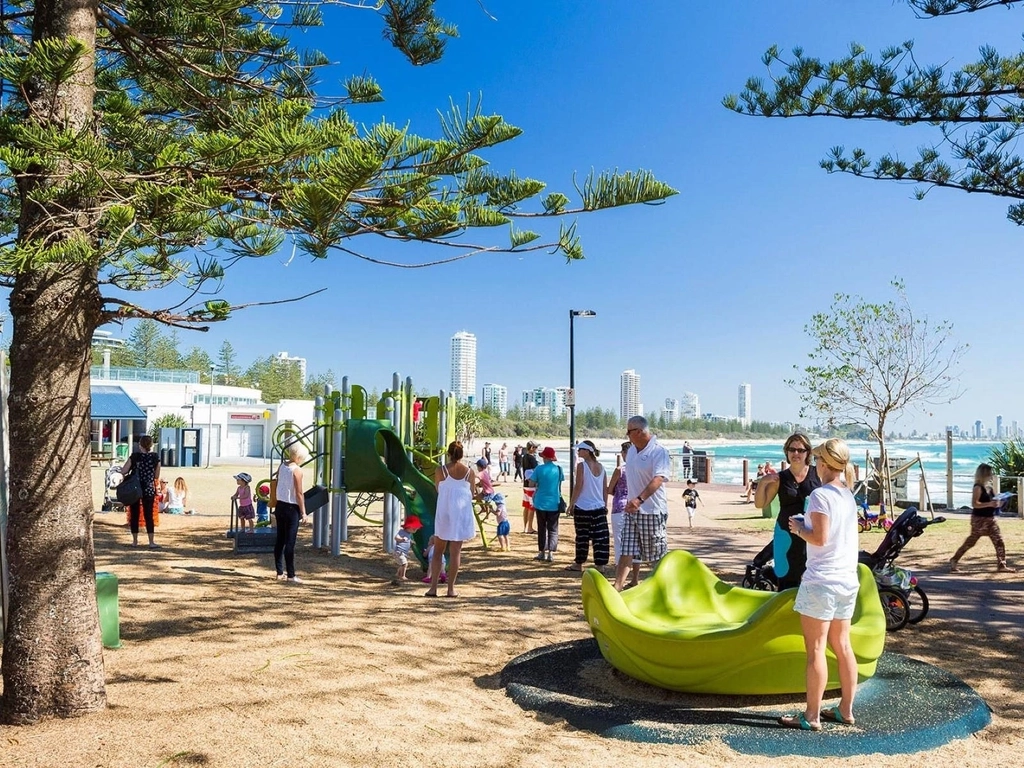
{"left": 549, "top": 440, "right": 1005, "bottom": 509}
{"left": 676, "top": 440, "right": 1003, "bottom": 509}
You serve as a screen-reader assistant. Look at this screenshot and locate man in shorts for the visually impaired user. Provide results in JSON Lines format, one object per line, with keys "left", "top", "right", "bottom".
{"left": 614, "top": 416, "right": 671, "bottom": 591}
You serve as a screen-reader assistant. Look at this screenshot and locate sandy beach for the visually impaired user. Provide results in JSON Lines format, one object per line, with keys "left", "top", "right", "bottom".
{"left": 0, "top": 461, "right": 1021, "bottom": 767}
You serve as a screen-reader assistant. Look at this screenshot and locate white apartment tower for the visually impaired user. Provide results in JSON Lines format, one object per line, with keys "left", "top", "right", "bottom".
{"left": 275, "top": 351, "right": 307, "bottom": 387}
{"left": 738, "top": 383, "right": 751, "bottom": 427}
{"left": 481, "top": 383, "right": 508, "bottom": 417}
{"left": 662, "top": 397, "right": 679, "bottom": 424}
{"left": 681, "top": 391, "right": 700, "bottom": 420}
{"left": 620, "top": 369, "right": 641, "bottom": 421}
{"left": 450, "top": 331, "right": 477, "bottom": 404}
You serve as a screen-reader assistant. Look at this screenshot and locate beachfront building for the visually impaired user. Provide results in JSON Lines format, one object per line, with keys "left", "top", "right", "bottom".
{"left": 275, "top": 351, "right": 307, "bottom": 387}
{"left": 620, "top": 369, "right": 641, "bottom": 421}
{"left": 522, "top": 387, "right": 567, "bottom": 419}
{"left": 662, "top": 397, "right": 679, "bottom": 424}
{"left": 89, "top": 363, "right": 313, "bottom": 461}
{"left": 482, "top": 383, "right": 508, "bottom": 417}
{"left": 974, "top": 420, "right": 983, "bottom": 439}
{"left": 681, "top": 391, "right": 700, "bottom": 420}
{"left": 450, "top": 331, "right": 477, "bottom": 404}
{"left": 738, "top": 383, "right": 751, "bottom": 427}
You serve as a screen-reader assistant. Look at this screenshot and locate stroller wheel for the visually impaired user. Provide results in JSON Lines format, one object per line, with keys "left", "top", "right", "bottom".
{"left": 907, "top": 584, "right": 929, "bottom": 624}
{"left": 878, "top": 587, "right": 910, "bottom": 631}
{"left": 753, "top": 577, "right": 777, "bottom": 592}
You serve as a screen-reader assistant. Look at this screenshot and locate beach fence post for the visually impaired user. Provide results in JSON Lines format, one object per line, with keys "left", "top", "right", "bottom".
{"left": 1018, "top": 477, "right": 1024, "bottom": 519}
{"left": 946, "top": 430, "right": 954, "bottom": 509}
{"left": 741, "top": 459, "right": 749, "bottom": 489}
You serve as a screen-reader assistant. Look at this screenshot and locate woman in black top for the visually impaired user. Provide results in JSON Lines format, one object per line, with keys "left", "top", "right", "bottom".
{"left": 755, "top": 433, "right": 820, "bottom": 589}
{"left": 121, "top": 435, "right": 161, "bottom": 549}
{"left": 950, "top": 463, "right": 1015, "bottom": 572}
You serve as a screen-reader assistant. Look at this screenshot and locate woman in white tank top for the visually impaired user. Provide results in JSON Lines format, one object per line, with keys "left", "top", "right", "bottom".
{"left": 564, "top": 440, "right": 610, "bottom": 572}
{"left": 426, "top": 441, "right": 478, "bottom": 598}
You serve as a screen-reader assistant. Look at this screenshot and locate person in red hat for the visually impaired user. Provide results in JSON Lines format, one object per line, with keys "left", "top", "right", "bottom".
{"left": 529, "top": 446, "right": 565, "bottom": 562}
{"left": 394, "top": 515, "right": 423, "bottom": 582}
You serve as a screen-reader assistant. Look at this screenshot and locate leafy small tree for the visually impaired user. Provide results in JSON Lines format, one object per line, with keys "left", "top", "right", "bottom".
{"left": 455, "top": 401, "right": 483, "bottom": 446}
{"left": 217, "top": 341, "right": 240, "bottom": 385}
{"left": 149, "top": 413, "right": 188, "bottom": 442}
{"left": 788, "top": 280, "right": 967, "bottom": 467}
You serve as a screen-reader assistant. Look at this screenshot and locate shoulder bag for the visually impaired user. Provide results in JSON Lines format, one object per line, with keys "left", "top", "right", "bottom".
{"left": 116, "top": 466, "right": 143, "bottom": 506}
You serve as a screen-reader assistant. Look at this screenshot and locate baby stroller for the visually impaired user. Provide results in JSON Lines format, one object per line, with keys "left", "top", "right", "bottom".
{"left": 858, "top": 506, "right": 945, "bottom": 631}
{"left": 101, "top": 465, "right": 125, "bottom": 514}
{"left": 741, "top": 541, "right": 778, "bottom": 592}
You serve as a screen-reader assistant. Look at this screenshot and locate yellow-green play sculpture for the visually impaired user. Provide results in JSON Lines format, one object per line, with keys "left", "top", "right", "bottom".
{"left": 581, "top": 550, "right": 886, "bottom": 695}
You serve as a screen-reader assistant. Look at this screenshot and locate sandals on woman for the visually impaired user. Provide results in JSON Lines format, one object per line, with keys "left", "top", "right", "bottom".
{"left": 820, "top": 706, "right": 855, "bottom": 726}
{"left": 778, "top": 713, "right": 822, "bottom": 731}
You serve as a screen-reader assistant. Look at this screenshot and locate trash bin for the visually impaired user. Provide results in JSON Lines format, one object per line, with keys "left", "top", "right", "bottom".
{"left": 165, "top": 448, "right": 176, "bottom": 467}
{"left": 95, "top": 571, "right": 121, "bottom": 649}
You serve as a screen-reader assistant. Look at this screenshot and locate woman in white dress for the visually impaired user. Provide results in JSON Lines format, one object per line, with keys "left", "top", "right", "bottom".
{"left": 426, "top": 441, "right": 479, "bottom": 598}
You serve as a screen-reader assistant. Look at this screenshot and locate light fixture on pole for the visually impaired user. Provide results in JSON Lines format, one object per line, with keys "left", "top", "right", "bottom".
{"left": 568, "top": 309, "right": 597, "bottom": 503}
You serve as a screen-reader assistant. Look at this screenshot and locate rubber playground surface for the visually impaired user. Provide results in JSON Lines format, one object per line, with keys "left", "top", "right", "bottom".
{"left": 0, "top": 463, "right": 1019, "bottom": 767}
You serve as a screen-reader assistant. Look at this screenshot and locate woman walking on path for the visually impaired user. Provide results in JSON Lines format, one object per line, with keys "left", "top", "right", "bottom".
{"left": 779, "top": 438, "right": 860, "bottom": 732}
{"left": 274, "top": 441, "right": 308, "bottom": 583}
{"left": 755, "top": 433, "right": 821, "bottom": 590}
{"left": 950, "top": 463, "right": 1016, "bottom": 573}
{"left": 565, "top": 440, "right": 609, "bottom": 572}
{"left": 529, "top": 446, "right": 564, "bottom": 562}
{"left": 427, "top": 441, "right": 479, "bottom": 597}
{"left": 497, "top": 443, "right": 510, "bottom": 483}
{"left": 122, "top": 435, "right": 161, "bottom": 549}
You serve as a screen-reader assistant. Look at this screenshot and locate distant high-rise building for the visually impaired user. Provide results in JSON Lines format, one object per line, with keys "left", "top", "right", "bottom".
{"left": 974, "top": 420, "right": 983, "bottom": 439}
{"left": 275, "top": 351, "right": 307, "bottom": 387}
{"left": 522, "top": 386, "right": 567, "bottom": 418}
{"left": 482, "top": 383, "right": 507, "bottom": 417}
{"left": 738, "top": 383, "right": 751, "bottom": 427}
{"left": 450, "top": 331, "right": 477, "bottom": 404}
{"left": 620, "top": 369, "right": 641, "bottom": 421}
{"left": 681, "top": 391, "right": 700, "bottom": 420}
{"left": 997, "top": 415, "right": 1004, "bottom": 439}
{"left": 662, "top": 397, "right": 679, "bottom": 424}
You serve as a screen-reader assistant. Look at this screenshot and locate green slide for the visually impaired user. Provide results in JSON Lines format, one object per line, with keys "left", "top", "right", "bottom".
{"left": 345, "top": 419, "right": 436, "bottom": 568}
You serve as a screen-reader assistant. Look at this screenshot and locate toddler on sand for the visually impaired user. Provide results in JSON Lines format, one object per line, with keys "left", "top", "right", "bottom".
{"left": 394, "top": 515, "right": 423, "bottom": 582}
{"left": 492, "top": 492, "right": 511, "bottom": 551}
{"left": 232, "top": 472, "right": 255, "bottom": 534}
{"left": 682, "top": 480, "right": 703, "bottom": 528}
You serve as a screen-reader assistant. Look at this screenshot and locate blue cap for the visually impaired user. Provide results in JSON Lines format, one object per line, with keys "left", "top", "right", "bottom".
{"left": 492, "top": 493, "right": 505, "bottom": 504}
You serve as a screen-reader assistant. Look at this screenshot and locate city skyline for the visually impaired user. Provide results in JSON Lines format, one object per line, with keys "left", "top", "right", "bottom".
{"left": 84, "top": 3, "right": 1024, "bottom": 438}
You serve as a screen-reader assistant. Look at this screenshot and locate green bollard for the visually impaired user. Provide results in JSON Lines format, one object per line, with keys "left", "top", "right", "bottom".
{"left": 95, "top": 571, "right": 122, "bottom": 649}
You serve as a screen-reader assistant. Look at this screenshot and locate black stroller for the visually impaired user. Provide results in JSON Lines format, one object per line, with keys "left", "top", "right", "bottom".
{"left": 742, "top": 506, "right": 945, "bottom": 632}
{"left": 857, "top": 506, "right": 945, "bottom": 631}
{"left": 100, "top": 464, "right": 126, "bottom": 514}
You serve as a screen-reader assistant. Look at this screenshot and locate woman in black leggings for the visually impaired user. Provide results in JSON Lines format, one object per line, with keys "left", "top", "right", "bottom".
{"left": 274, "top": 441, "right": 308, "bottom": 583}
{"left": 122, "top": 435, "right": 161, "bottom": 549}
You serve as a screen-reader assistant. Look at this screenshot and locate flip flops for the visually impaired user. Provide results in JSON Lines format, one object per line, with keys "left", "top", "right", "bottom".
{"left": 820, "top": 706, "right": 856, "bottom": 725}
{"left": 778, "top": 713, "right": 822, "bottom": 731}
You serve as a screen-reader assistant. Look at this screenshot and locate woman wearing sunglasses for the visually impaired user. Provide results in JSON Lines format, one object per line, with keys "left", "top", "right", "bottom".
{"left": 755, "top": 432, "right": 820, "bottom": 590}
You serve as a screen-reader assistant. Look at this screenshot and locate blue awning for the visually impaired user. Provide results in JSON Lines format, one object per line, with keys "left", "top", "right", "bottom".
{"left": 91, "top": 386, "right": 146, "bottom": 420}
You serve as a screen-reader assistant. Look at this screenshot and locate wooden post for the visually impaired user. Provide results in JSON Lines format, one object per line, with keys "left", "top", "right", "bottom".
{"left": 946, "top": 430, "right": 954, "bottom": 509}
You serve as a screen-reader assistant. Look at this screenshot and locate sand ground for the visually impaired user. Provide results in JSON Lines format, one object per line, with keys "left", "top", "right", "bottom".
{"left": 0, "top": 462, "right": 1022, "bottom": 767}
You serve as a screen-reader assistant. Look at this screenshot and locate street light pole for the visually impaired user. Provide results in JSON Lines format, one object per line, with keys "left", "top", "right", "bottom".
{"left": 206, "top": 364, "right": 215, "bottom": 468}
{"left": 568, "top": 309, "right": 597, "bottom": 503}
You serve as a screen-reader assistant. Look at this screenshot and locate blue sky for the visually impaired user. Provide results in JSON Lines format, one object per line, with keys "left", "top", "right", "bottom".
{"left": 98, "top": 2, "right": 1024, "bottom": 433}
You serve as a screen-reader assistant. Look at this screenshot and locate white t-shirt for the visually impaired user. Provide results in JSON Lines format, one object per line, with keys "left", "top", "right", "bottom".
{"left": 625, "top": 438, "right": 671, "bottom": 515}
{"left": 801, "top": 483, "right": 859, "bottom": 591}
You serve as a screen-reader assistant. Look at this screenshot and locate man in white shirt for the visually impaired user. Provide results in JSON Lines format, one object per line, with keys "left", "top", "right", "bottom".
{"left": 613, "top": 416, "right": 671, "bottom": 591}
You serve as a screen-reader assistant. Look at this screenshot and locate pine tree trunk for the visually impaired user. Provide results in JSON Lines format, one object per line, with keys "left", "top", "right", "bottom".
{"left": 1, "top": 0, "right": 105, "bottom": 723}
{"left": 2, "top": 266, "right": 105, "bottom": 723}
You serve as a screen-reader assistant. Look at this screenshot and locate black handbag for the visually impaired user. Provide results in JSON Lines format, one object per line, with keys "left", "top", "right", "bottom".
{"left": 557, "top": 497, "right": 567, "bottom": 516}
{"left": 116, "top": 468, "right": 143, "bottom": 506}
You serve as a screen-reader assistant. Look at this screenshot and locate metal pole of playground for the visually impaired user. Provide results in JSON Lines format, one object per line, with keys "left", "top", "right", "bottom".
{"left": 568, "top": 309, "right": 597, "bottom": 502}
{"left": 383, "top": 394, "right": 395, "bottom": 553}
{"left": 318, "top": 390, "right": 330, "bottom": 548}
{"left": 312, "top": 395, "right": 324, "bottom": 550}
{"left": 331, "top": 404, "right": 344, "bottom": 555}
{"left": 338, "top": 377, "right": 350, "bottom": 546}
{"left": 392, "top": 372, "right": 403, "bottom": 541}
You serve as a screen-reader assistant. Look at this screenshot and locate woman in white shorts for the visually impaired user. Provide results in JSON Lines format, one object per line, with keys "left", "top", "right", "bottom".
{"left": 779, "top": 438, "right": 860, "bottom": 732}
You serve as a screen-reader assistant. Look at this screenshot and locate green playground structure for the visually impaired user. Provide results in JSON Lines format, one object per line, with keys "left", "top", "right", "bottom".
{"left": 249, "top": 374, "right": 458, "bottom": 568}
